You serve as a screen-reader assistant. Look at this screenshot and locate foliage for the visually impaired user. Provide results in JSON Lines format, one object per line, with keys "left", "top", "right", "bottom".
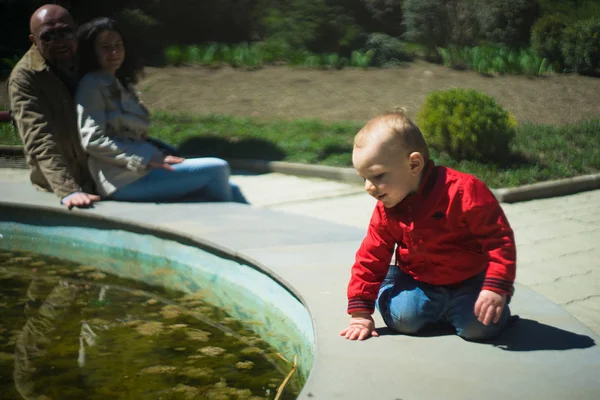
{"left": 149, "top": 112, "right": 361, "bottom": 166}
{"left": 437, "top": 45, "right": 552, "bottom": 75}
{"left": 360, "top": 0, "right": 405, "bottom": 36}
{"left": 1, "top": 56, "right": 20, "bottom": 70}
{"left": 163, "top": 43, "right": 379, "bottom": 69}
{"left": 474, "top": 0, "right": 540, "bottom": 48}
{"left": 255, "top": 0, "right": 362, "bottom": 54}
{"left": 561, "top": 17, "right": 600, "bottom": 75}
{"left": 146, "top": 0, "right": 256, "bottom": 44}
{"left": 115, "top": 8, "right": 163, "bottom": 61}
{"left": 1, "top": 107, "right": 599, "bottom": 187}
{"left": 417, "top": 89, "right": 517, "bottom": 162}
{"left": 0, "top": 120, "right": 21, "bottom": 146}
{"left": 147, "top": 112, "right": 600, "bottom": 187}
{"left": 163, "top": 46, "right": 184, "bottom": 66}
{"left": 402, "top": 0, "right": 479, "bottom": 58}
{"left": 350, "top": 50, "right": 376, "bottom": 68}
{"left": 363, "top": 33, "right": 412, "bottom": 66}
{"left": 538, "top": 0, "right": 600, "bottom": 21}
{"left": 531, "top": 15, "right": 568, "bottom": 70}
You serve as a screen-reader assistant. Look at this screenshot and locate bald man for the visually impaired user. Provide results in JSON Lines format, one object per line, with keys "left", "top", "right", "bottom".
{"left": 8, "top": 5, "right": 99, "bottom": 209}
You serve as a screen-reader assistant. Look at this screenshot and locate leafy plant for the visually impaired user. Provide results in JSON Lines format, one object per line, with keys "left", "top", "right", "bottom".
{"left": 185, "top": 45, "right": 203, "bottom": 64}
{"left": 561, "top": 17, "right": 600, "bottom": 75}
{"left": 202, "top": 44, "right": 219, "bottom": 66}
{"left": 474, "top": 0, "right": 540, "bottom": 48}
{"left": 417, "top": 88, "right": 517, "bottom": 162}
{"left": 1, "top": 56, "right": 19, "bottom": 69}
{"left": 437, "top": 45, "right": 552, "bottom": 76}
{"left": 531, "top": 15, "right": 567, "bottom": 71}
{"left": 364, "top": 33, "right": 412, "bottom": 67}
{"left": 164, "top": 45, "right": 184, "bottom": 66}
{"left": 350, "top": 50, "right": 375, "bottom": 69}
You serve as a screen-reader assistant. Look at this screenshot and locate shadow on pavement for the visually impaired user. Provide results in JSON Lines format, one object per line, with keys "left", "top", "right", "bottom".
{"left": 490, "top": 317, "right": 596, "bottom": 351}
{"left": 376, "top": 316, "right": 596, "bottom": 351}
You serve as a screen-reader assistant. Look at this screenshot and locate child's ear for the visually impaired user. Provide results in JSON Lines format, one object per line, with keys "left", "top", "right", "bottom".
{"left": 408, "top": 152, "right": 425, "bottom": 176}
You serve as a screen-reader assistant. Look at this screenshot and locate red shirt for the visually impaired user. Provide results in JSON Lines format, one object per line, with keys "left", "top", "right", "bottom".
{"left": 347, "top": 161, "right": 516, "bottom": 314}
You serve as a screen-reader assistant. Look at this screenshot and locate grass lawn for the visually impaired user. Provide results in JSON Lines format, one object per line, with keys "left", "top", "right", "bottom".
{"left": 1, "top": 112, "right": 598, "bottom": 188}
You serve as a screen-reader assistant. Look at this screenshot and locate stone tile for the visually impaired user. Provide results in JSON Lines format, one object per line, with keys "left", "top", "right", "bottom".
{"left": 230, "top": 173, "right": 362, "bottom": 207}
{"left": 528, "top": 269, "right": 600, "bottom": 306}
{"left": 512, "top": 220, "right": 598, "bottom": 246}
{"left": 516, "top": 249, "right": 598, "bottom": 284}
{"left": 269, "top": 193, "right": 375, "bottom": 228}
{"left": 516, "top": 230, "right": 599, "bottom": 264}
{"left": 564, "top": 298, "right": 600, "bottom": 336}
{"left": 0, "top": 168, "right": 30, "bottom": 182}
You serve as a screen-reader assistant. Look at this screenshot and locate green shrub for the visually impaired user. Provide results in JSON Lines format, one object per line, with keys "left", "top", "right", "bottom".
{"left": 531, "top": 15, "right": 567, "bottom": 70}
{"left": 255, "top": 0, "right": 360, "bottom": 54}
{"left": 164, "top": 45, "right": 184, "bottom": 66}
{"left": 561, "top": 17, "right": 600, "bottom": 75}
{"left": 361, "top": 0, "right": 404, "bottom": 37}
{"left": 116, "top": 8, "right": 163, "bottom": 61}
{"left": 350, "top": 50, "right": 376, "bottom": 68}
{"left": 438, "top": 45, "right": 552, "bottom": 75}
{"left": 185, "top": 45, "right": 203, "bottom": 64}
{"left": 417, "top": 89, "right": 516, "bottom": 162}
{"left": 256, "top": 36, "right": 292, "bottom": 63}
{"left": 402, "top": 0, "right": 479, "bottom": 57}
{"left": 364, "top": 33, "right": 412, "bottom": 67}
{"left": 475, "top": 0, "right": 540, "bottom": 48}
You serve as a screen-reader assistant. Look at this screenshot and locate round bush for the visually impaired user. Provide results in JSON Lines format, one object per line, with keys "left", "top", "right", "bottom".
{"left": 531, "top": 15, "right": 567, "bottom": 70}
{"left": 417, "top": 89, "right": 516, "bottom": 162}
{"left": 475, "top": 0, "right": 540, "bottom": 48}
{"left": 364, "top": 33, "right": 412, "bottom": 67}
{"left": 561, "top": 18, "right": 600, "bottom": 75}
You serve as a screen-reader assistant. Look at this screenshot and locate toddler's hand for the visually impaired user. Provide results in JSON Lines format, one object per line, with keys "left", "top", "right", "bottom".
{"left": 340, "top": 313, "right": 379, "bottom": 340}
{"left": 474, "top": 290, "right": 506, "bottom": 326}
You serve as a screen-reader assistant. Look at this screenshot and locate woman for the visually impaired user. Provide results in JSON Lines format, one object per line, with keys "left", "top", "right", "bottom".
{"left": 75, "top": 18, "right": 245, "bottom": 203}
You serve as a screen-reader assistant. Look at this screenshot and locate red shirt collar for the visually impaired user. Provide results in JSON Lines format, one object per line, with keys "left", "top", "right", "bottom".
{"left": 416, "top": 159, "right": 436, "bottom": 196}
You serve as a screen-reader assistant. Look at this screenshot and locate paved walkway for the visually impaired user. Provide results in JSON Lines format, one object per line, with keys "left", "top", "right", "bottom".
{"left": 3, "top": 168, "right": 600, "bottom": 335}
{"left": 2, "top": 168, "right": 600, "bottom": 399}
{"left": 237, "top": 172, "right": 600, "bottom": 336}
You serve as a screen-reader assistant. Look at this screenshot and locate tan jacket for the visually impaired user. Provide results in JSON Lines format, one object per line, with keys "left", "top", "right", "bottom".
{"left": 8, "top": 46, "right": 94, "bottom": 198}
{"left": 76, "top": 71, "right": 163, "bottom": 197}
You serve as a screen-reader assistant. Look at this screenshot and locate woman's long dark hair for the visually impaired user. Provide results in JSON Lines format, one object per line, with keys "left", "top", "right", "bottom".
{"left": 77, "top": 17, "right": 142, "bottom": 89}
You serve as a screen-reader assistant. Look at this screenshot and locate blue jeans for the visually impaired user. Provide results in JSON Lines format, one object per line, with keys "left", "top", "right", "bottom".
{"left": 110, "top": 158, "right": 247, "bottom": 203}
{"left": 376, "top": 266, "right": 510, "bottom": 341}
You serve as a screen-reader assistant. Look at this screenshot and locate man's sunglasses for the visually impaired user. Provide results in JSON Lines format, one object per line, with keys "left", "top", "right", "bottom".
{"left": 36, "top": 27, "right": 75, "bottom": 43}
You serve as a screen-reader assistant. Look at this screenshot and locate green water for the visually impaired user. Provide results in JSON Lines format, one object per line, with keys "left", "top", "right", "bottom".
{"left": 0, "top": 249, "right": 300, "bottom": 400}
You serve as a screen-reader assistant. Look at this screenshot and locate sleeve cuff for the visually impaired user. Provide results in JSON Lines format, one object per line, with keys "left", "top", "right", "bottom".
{"left": 482, "top": 277, "right": 514, "bottom": 297}
{"left": 347, "top": 299, "right": 375, "bottom": 315}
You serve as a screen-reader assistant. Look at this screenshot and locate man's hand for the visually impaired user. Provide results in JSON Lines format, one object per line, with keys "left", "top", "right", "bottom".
{"left": 62, "top": 192, "right": 101, "bottom": 210}
{"left": 340, "top": 312, "right": 379, "bottom": 340}
{"left": 474, "top": 289, "right": 506, "bottom": 326}
{"left": 148, "top": 155, "right": 185, "bottom": 171}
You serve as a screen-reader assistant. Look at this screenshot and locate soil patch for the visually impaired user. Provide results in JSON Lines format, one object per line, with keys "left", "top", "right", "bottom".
{"left": 2, "top": 61, "right": 599, "bottom": 125}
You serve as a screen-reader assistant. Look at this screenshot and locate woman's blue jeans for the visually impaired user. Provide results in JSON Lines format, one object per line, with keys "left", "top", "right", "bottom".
{"left": 110, "top": 158, "right": 247, "bottom": 203}
{"left": 376, "top": 266, "right": 510, "bottom": 341}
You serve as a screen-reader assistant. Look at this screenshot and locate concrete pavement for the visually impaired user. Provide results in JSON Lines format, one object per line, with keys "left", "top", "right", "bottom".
{"left": 233, "top": 172, "right": 600, "bottom": 336}
{"left": 2, "top": 167, "right": 600, "bottom": 399}
{"left": 2, "top": 167, "right": 599, "bottom": 335}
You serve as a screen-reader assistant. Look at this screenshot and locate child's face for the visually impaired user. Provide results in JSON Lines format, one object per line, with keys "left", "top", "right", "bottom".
{"left": 353, "top": 137, "right": 422, "bottom": 208}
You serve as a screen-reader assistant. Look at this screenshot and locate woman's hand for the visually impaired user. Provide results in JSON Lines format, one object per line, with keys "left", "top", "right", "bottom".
{"left": 148, "top": 155, "right": 185, "bottom": 171}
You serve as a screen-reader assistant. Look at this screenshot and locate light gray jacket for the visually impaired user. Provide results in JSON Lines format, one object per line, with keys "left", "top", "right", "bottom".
{"left": 76, "top": 71, "right": 163, "bottom": 197}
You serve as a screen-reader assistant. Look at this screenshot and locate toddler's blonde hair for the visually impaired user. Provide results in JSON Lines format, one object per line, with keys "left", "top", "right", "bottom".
{"left": 355, "top": 112, "right": 430, "bottom": 162}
